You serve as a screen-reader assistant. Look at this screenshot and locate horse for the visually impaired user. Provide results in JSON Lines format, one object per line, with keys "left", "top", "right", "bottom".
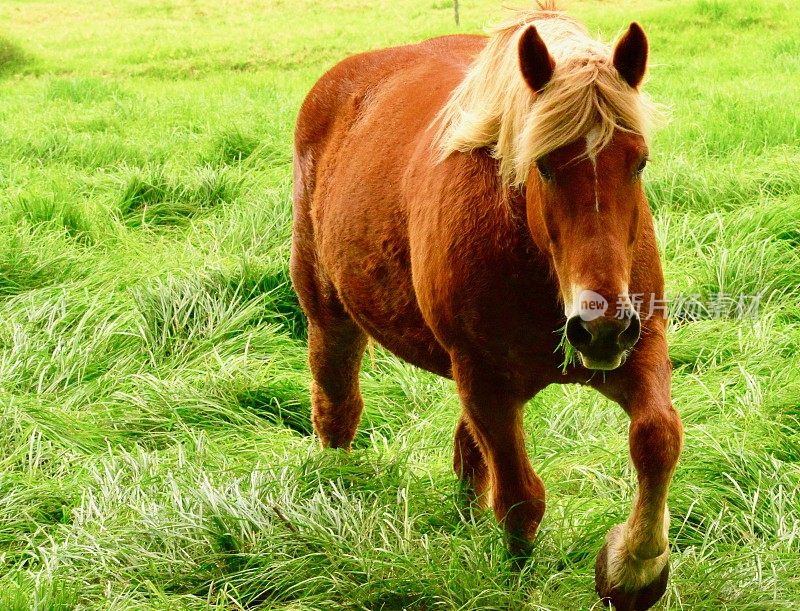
{"left": 291, "top": 2, "right": 683, "bottom": 608}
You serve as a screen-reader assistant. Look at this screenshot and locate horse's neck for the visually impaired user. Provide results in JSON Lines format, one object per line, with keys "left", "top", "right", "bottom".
{"left": 460, "top": 154, "right": 554, "bottom": 273}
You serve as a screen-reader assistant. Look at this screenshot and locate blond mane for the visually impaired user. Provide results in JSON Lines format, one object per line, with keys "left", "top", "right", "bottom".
{"left": 433, "top": 2, "right": 662, "bottom": 189}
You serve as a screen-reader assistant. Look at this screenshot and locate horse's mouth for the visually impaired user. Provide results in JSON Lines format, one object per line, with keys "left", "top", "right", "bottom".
{"left": 576, "top": 349, "right": 629, "bottom": 371}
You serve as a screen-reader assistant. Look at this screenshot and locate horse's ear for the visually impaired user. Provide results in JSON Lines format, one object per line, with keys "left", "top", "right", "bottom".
{"left": 518, "top": 26, "right": 555, "bottom": 93}
{"left": 613, "top": 22, "right": 648, "bottom": 90}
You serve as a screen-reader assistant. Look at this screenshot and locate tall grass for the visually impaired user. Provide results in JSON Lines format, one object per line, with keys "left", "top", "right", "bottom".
{"left": 0, "top": 0, "right": 798, "bottom": 608}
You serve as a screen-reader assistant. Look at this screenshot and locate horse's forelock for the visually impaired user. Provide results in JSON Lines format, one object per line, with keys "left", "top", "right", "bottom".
{"left": 433, "top": 6, "right": 664, "bottom": 189}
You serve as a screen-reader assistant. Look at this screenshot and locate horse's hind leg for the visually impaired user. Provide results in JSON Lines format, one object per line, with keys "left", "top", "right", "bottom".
{"left": 453, "top": 416, "right": 489, "bottom": 504}
{"left": 290, "top": 189, "right": 367, "bottom": 449}
{"left": 307, "top": 317, "right": 367, "bottom": 449}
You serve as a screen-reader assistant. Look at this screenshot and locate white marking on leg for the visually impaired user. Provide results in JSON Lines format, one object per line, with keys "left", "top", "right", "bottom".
{"left": 605, "top": 510, "right": 670, "bottom": 591}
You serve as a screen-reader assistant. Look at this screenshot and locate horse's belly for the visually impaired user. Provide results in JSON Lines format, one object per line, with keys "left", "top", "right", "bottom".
{"left": 331, "top": 245, "right": 452, "bottom": 377}
{"left": 314, "top": 187, "right": 451, "bottom": 377}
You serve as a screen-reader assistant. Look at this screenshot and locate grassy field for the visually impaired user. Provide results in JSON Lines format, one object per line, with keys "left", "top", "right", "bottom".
{"left": 0, "top": 0, "right": 799, "bottom": 608}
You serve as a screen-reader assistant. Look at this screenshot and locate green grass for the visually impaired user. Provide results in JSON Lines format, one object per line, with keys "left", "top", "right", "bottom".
{"left": 0, "top": 0, "right": 798, "bottom": 608}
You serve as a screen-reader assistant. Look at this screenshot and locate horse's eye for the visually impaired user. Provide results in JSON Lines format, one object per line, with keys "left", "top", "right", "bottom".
{"left": 635, "top": 157, "right": 648, "bottom": 177}
{"left": 536, "top": 159, "right": 554, "bottom": 182}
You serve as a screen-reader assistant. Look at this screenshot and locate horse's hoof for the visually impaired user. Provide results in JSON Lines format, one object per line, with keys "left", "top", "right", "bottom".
{"left": 594, "top": 527, "right": 670, "bottom": 610}
{"left": 505, "top": 535, "right": 534, "bottom": 570}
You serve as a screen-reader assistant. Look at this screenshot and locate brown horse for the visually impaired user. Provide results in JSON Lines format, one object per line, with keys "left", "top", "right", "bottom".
{"left": 291, "top": 2, "right": 683, "bottom": 609}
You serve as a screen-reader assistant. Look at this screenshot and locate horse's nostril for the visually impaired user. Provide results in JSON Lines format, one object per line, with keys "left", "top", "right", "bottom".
{"left": 566, "top": 315, "right": 593, "bottom": 349}
{"left": 618, "top": 312, "right": 641, "bottom": 349}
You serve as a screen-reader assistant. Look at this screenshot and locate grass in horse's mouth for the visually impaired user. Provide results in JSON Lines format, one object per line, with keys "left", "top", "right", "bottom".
{"left": 556, "top": 322, "right": 578, "bottom": 373}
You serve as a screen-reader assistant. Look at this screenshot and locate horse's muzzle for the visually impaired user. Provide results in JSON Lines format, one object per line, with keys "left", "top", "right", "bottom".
{"left": 565, "top": 312, "right": 641, "bottom": 370}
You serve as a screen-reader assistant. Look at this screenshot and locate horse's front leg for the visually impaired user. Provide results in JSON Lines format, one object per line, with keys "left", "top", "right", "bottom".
{"left": 453, "top": 360, "right": 545, "bottom": 556}
{"left": 594, "top": 353, "right": 683, "bottom": 610}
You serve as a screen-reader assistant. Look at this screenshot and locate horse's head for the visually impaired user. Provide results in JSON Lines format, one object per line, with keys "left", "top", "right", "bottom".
{"left": 519, "top": 23, "right": 651, "bottom": 370}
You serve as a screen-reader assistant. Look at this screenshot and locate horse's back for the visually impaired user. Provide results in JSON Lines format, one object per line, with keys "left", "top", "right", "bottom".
{"left": 294, "top": 34, "right": 483, "bottom": 195}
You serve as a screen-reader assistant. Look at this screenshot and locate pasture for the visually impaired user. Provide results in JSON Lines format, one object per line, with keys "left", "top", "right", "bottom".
{"left": 0, "top": 0, "right": 798, "bottom": 608}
